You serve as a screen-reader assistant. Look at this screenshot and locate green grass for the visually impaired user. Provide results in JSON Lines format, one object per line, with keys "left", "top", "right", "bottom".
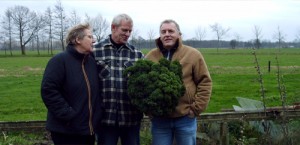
{"left": 202, "top": 48, "right": 300, "bottom": 112}
{"left": 0, "top": 56, "right": 50, "bottom": 121}
{"left": 0, "top": 49, "right": 61, "bottom": 57}
{"left": 0, "top": 131, "right": 50, "bottom": 145}
{"left": 0, "top": 48, "right": 300, "bottom": 121}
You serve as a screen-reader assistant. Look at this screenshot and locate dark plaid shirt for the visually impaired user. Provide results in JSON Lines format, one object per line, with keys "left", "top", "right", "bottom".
{"left": 93, "top": 35, "right": 144, "bottom": 126}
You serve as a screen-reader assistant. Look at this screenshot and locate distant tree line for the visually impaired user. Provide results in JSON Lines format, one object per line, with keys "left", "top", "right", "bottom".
{"left": 1, "top": 0, "right": 300, "bottom": 56}
{"left": 0, "top": 0, "right": 109, "bottom": 56}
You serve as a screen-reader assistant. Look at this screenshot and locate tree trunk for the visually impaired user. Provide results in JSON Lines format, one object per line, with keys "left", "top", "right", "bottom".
{"left": 21, "top": 44, "right": 26, "bottom": 55}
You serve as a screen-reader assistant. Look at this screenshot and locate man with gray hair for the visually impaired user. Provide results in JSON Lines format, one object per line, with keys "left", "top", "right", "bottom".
{"left": 146, "top": 19, "right": 212, "bottom": 145}
{"left": 93, "top": 13, "right": 144, "bottom": 145}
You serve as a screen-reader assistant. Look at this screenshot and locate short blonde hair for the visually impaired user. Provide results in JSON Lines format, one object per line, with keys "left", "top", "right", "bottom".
{"left": 66, "top": 23, "right": 91, "bottom": 44}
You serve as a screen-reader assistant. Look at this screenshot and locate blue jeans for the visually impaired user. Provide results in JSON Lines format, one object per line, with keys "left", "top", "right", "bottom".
{"left": 151, "top": 115, "right": 197, "bottom": 145}
{"left": 96, "top": 124, "right": 140, "bottom": 145}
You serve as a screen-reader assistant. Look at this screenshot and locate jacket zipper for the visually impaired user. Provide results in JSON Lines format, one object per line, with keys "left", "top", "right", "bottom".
{"left": 167, "top": 50, "right": 171, "bottom": 60}
{"left": 82, "top": 55, "right": 94, "bottom": 135}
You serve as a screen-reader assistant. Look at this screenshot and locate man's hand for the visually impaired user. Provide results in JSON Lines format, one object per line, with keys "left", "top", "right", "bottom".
{"left": 188, "top": 109, "right": 195, "bottom": 118}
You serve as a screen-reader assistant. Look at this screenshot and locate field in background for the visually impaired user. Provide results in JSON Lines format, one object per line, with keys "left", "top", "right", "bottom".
{"left": 0, "top": 48, "right": 299, "bottom": 121}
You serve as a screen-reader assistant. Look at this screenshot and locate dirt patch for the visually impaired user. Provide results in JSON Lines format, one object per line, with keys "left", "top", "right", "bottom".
{"left": 23, "top": 66, "right": 44, "bottom": 71}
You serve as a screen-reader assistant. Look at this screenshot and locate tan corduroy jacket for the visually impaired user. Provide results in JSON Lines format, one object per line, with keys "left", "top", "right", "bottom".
{"left": 145, "top": 38, "right": 212, "bottom": 118}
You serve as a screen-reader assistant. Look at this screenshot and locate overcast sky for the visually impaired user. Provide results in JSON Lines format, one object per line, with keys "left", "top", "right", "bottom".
{"left": 1, "top": 0, "right": 300, "bottom": 41}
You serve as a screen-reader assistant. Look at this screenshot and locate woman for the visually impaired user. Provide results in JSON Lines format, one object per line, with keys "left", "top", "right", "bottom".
{"left": 41, "top": 23, "right": 102, "bottom": 144}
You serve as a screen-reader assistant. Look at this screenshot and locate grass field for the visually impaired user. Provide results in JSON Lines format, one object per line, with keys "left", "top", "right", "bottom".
{"left": 0, "top": 48, "right": 300, "bottom": 121}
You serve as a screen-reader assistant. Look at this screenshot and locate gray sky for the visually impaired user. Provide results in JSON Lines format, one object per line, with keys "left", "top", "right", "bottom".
{"left": 1, "top": 0, "right": 300, "bottom": 41}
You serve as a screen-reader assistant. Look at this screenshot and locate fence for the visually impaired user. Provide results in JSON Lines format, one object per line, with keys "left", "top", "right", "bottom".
{"left": 1, "top": 108, "right": 300, "bottom": 145}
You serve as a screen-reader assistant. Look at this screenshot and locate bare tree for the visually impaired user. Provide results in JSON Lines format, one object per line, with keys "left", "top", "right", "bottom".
{"left": 273, "top": 26, "right": 286, "bottom": 50}
{"left": 10, "top": 5, "right": 40, "bottom": 55}
{"left": 69, "top": 10, "right": 81, "bottom": 26}
{"left": 253, "top": 25, "right": 263, "bottom": 49}
{"left": 234, "top": 32, "right": 243, "bottom": 48}
{"left": 34, "top": 13, "right": 46, "bottom": 55}
{"left": 85, "top": 14, "right": 109, "bottom": 42}
{"left": 209, "top": 23, "right": 230, "bottom": 51}
{"left": 234, "top": 33, "right": 242, "bottom": 42}
{"left": 229, "top": 39, "right": 237, "bottom": 49}
{"left": 195, "top": 26, "right": 207, "bottom": 45}
{"left": 195, "top": 26, "right": 207, "bottom": 48}
{"left": 1, "top": 9, "right": 13, "bottom": 56}
{"left": 44, "top": 7, "right": 54, "bottom": 55}
{"left": 84, "top": 13, "right": 91, "bottom": 23}
{"left": 54, "top": 0, "right": 68, "bottom": 51}
{"left": 130, "top": 28, "right": 139, "bottom": 48}
{"left": 147, "top": 28, "right": 156, "bottom": 48}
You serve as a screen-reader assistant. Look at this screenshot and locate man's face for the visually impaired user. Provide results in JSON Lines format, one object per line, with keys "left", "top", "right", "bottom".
{"left": 111, "top": 20, "right": 133, "bottom": 45}
{"left": 159, "top": 22, "right": 180, "bottom": 49}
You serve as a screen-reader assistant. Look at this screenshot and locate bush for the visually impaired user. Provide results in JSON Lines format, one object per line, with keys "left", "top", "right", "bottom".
{"left": 124, "top": 58, "right": 185, "bottom": 116}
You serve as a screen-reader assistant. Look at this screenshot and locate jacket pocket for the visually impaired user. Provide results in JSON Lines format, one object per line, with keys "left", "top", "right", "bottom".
{"left": 186, "top": 88, "right": 194, "bottom": 105}
{"left": 96, "top": 59, "right": 111, "bottom": 79}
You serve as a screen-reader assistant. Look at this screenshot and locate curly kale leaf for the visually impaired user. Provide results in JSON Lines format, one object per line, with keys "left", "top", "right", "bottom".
{"left": 124, "top": 58, "right": 185, "bottom": 116}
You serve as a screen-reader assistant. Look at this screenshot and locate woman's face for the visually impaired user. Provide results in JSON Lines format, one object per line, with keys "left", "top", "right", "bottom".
{"left": 76, "top": 29, "right": 95, "bottom": 54}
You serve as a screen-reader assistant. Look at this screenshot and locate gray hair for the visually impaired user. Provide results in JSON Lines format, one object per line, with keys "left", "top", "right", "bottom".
{"left": 159, "top": 19, "right": 182, "bottom": 35}
{"left": 112, "top": 13, "right": 133, "bottom": 27}
{"left": 66, "top": 23, "right": 91, "bottom": 44}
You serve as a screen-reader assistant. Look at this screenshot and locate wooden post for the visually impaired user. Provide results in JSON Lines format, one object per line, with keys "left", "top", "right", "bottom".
{"left": 220, "top": 122, "right": 228, "bottom": 145}
{"left": 268, "top": 61, "right": 271, "bottom": 73}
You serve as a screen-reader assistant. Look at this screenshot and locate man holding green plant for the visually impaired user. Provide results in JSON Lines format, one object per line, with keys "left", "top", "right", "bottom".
{"left": 145, "top": 19, "right": 212, "bottom": 145}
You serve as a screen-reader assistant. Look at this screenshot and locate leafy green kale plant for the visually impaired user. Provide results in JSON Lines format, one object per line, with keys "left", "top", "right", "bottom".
{"left": 124, "top": 58, "right": 185, "bottom": 116}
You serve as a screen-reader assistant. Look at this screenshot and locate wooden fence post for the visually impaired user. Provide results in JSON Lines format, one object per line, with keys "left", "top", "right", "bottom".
{"left": 268, "top": 61, "right": 271, "bottom": 73}
{"left": 220, "top": 122, "right": 229, "bottom": 145}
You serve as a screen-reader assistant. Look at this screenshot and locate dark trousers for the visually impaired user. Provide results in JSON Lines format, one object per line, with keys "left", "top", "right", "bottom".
{"left": 96, "top": 124, "right": 140, "bottom": 145}
{"left": 51, "top": 131, "right": 95, "bottom": 145}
